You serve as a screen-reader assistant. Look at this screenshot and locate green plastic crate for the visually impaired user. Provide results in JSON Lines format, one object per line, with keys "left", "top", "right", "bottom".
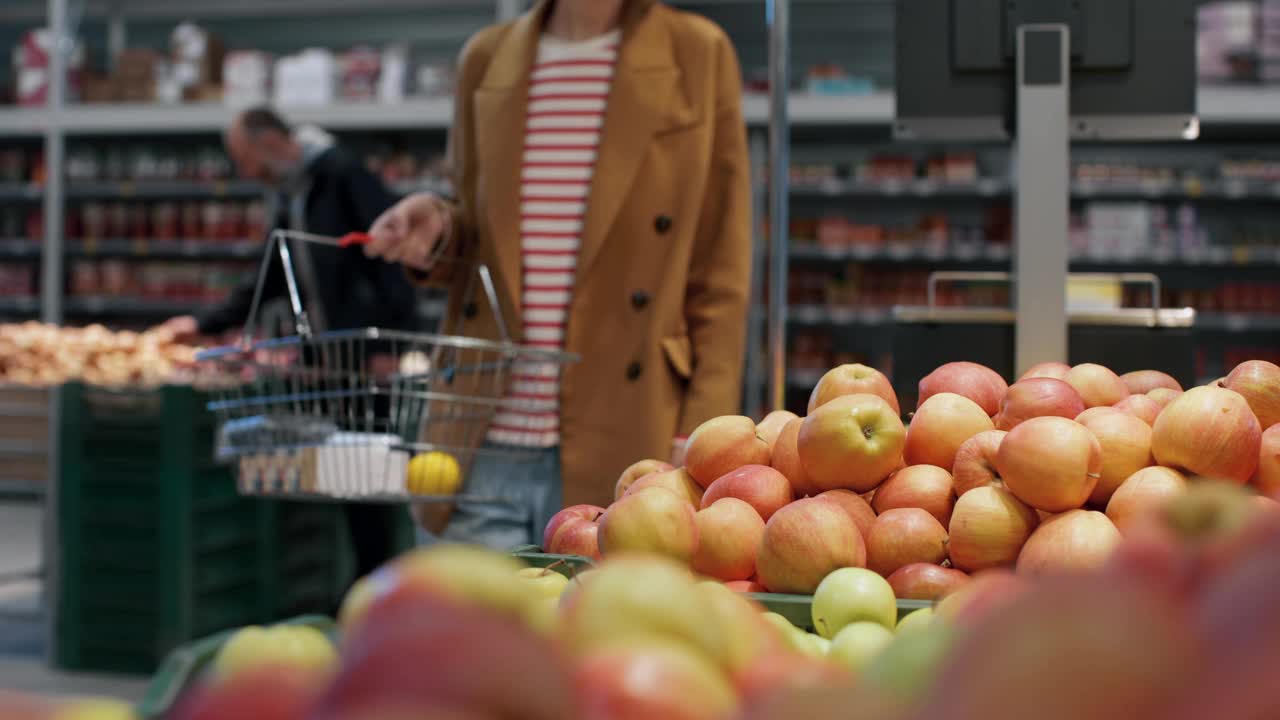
{"left": 56, "top": 383, "right": 350, "bottom": 674}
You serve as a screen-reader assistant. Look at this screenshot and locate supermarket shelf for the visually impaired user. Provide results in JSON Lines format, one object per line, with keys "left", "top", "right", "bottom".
{"left": 1, "top": 0, "right": 486, "bottom": 21}
{"left": 792, "top": 177, "right": 1280, "bottom": 201}
{"left": 791, "top": 243, "right": 1012, "bottom": 264}
{"left": 66, "top": 239, "right": 261, "bottom": 259}
{"left": 0, "top": 297, "right": 40, "bottom": 316}
{"left": 789, "top": 304, "right": 893, "bottom": 327}
{"left": 0, "top": 240, "right": 41, "bottom": 259}
{"left": 0, "top": 183, "right": 42, "bottom": 201}
{"left": 51, "top": 100, "right": 454, "bottom": 135}
{"left": 0, "top": 480, "right": 44, "bottom": 499}
{"left": 63, "top": 297, "right": 205, "bottom": 318}
{"left": 791, "top": 243, "right": 1280, "bottom": 267}
{"left": 791, "top": 177, "right": 1010, "bottom": 198}
{"left": 1197, "top": 313, "right": 1280, "bottom": 333}
{"left": 66, "top": 180, "right": 263, "bottom": 199}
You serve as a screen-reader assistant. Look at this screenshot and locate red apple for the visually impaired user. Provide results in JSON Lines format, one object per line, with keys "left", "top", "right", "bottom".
{"left": 865, "top": 508, "right": 949, "bottom": 577}
{"left": 947, "top": 486, "right": 1039, "bottom": 572}
{"left": 685, "top": 416, "right": 772, "bottom": 488}
{"left": 933, "top": 569, "right": 1029, "bottom": 627}
{"left": 1019, "top": 361, "right": 1071, "bottom": 381}
{"left": 808, "top": 363, "right": 900, "bottom": 415}
{"left": 872, "top": 465, "right": 956, "bottom": 527}
{"left": 734, "top": 653, "right": 852, "bottom": 708}
{"left": 886, "top": 563, "right": 970, "bottom": 601}
{"left": 1146, "top": 387, "right": 1182, "bottom": 408}
{"left": 550, "top": 515, "right": 603, "bottom": 561}
{"left": 1222, "top": 359, "right": 1280, "bottom": 428}
{"left": 1016, "top": 509, "right": 1121, "bottom": 576}
{"left": 757, "top": 410, "right": 800, "bottom": 450}
{"left": 799, "top": 394, "right": 906, "bottom": 493}
{"left": 624, "top": 468, "right": 703, "bottom": 508}
{"left": 1113, "top": 394, "right": 1162, "bottom": 427}
{"left": 995, "top": 378, "right": 1086, "bottom": 431}
{"left": 701, "top": 464, "right": 794, "bottom": 521}
{"left": 1120, "top": 369, "right": 1183, "bottom": 395}
{"left": 1106, "top": 466, "right": 1188, "bottom": 534}
{"left": 1256, "top": 424, "right": 1280, "bottom": 497}
{"left": 724, "top": 580, "right": 768, "bottom": 593}
{"left": 1064, "top": 363, "right": 1130, "bottom": 408}
{"left": 1076, "top": 410, "right": 1154, "bottom": 506}
{"left": 917, "top": 362, "right": 1008, "bottom": 416}
{"left": 814, "top": 489, "right": 877, "bottom": 541}
{"left": 1152, "top": 386, "right": 1262, "bottom": 485}
{"left": 997, "top": 416, "right": 1101, "bottom": 512}
{"left": 544, "top": 505, "right": 606, "bottom": 552}
{"left": 1073, "top": 406, "right": 1122, "bottom": 425}
{"left": 771, "top": 417, "right": 821, "bottom": 497}
{"left": 903, "top": 393, "right": 995, "bottom": 470}
{"left": 615, "top": 460, "right": 674, "bottom": 500}
{"left": 951, "top": 430, "right": 1007, "bottom": 496}
{"left": 692, "top": 498, "right": 766, "bottom": 582}
{"left": 573, "top": 641, "right": 738, "bottom": 720}
{"left": 599, "top": 487, "right": 699, "bottom": 563}
{"left": 175, "top": 666, "right": 322, "bottom": 720}
{"left": 756, "top": 497, "right": 866, "bottom": 594}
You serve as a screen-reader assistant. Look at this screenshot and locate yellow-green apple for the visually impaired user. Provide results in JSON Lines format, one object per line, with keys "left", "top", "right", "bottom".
{"left": 1121, "top": 369, "right": 1183, "bottom": 395}
{"left": 685, "top": 416, "right": 772, "bottom": 488}
{"left": 947, "top": 486, "right": 1039, "bottom": 572}
{"left": 1152, "top": 385, "right": 1262, "bottom": 484}
{"left": 872, "top": 464, "right": 956, "bottom": 526}
{"left": 701, "top": 464, "right": 794, "bottom": 521}
{"left": 1255, "top": 424, "right": 1280, "bottom": 497}
{"left": 1019, "top": 361, "right": 1071, "bottom": 381}
{"left": 1222, "top": 359, "right": 1280, "bottom": 428}
{"left": 795, "top": 633, "right": 831, "bottom": 661}
{"left": 573, "top": 640, "right": 738, "bottom": 720}
{"left": 1065, "top": 363, "right": 1130, "bottom": 408}
{"left": 1146, "top": 387, "right": 1182, "bottom": 407}
{"left": 811, "top": 567, "right": 897, "bottom": 638}
{"left": 856, "top": 621, "right": 957, "bottom": 703}
{"left": 599, "top": 487, "right": 699, "bottom": 563}
{"left": 771, "top": 417, "right": 821, "bottom": 497}
{"left": 614, "top": 460, "right": 674, "bottom": 500}
{"left": 358, "top": 545, "right": 531, "bottom": 630}
{"left": 799, "top": 394, "right": 907, "bottom": 492}
{"left": 997, "top": 416, "right": 1102, "bottom": 512}
{"left": 1017, "top": 509, "right": 1121, "bottom": 575}
{"left": 693, "top": 581, "right": 786, "bottom": 674}
{"left": 808, "top": 363, "right": 900, "bottom": 414}
{"left": 757, "top": 410, "right": 800, "bottom": 450}
{"left": 1113, "top": 393, "right": 1162, "bottom": 427}
{"left": 994, "top": 378, "right": 1086, "bottom": 431}
{"left": 1106, "top": 466, "right": 1187, "bottom": 534}
{"left": 864, "top": 508, "right": 949, "bottom": 577}
{"left": 692, "top": 498, "right": 765, "bottom": 581}
{"left": 827, "top": 622, "right": 894, "bottom": 673}
{"left": 951, "top": 430, "right": 1007, "bottom": 496}
{"left": 515, "top": 567, "right": 571, "bottom": 600}
{"left": 559, "top": 555, "right": 725, "bottom": 665}
{"left": 760, "top": 612, "right": 805, "bottom": 652}
{"left": 895, "top": 607, "right": 935, "bottom": 635}
{"left": 756, "top": 497, "right": 866, "bottom": 594}
{"left": 545, "top": 504, "right": 604, "bottom": 548}
{"left": 213, "top": 625, "right": 337, "bottom": 682}
{"left": 917, "top": 361, "right": 1008, "bottom": 416}
{"left": 815, "top": 489, "right": 877, "bottom": 540}
{"left": 1077, "top": 410, "right": 1154, "bottom": 506}
{"left": 338, "top": 575, "right": 376, "bottom": 632}
{"left": 904, "top": 393, "right": 995, "bottom": 470}
{"left": 623, "top": 467, "right": 703, "bottom": 508}
{"left": 886, "top": 563, "right": 970, "bottom": 601}
{"left": 724, "top": 579, "right": 767, "bottom": 593}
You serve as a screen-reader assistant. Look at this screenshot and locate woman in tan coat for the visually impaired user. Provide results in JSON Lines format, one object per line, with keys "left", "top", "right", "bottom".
{"left": 366, "top": 0, "right": 752, "bottom": 548}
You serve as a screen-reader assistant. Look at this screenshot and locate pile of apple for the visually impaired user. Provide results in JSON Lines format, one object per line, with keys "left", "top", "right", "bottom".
{"left": 0, "top": 695, "right": 137, "bottom": 720}
{"left": 545, "top": 359, "right": 1280, "bottom": 594}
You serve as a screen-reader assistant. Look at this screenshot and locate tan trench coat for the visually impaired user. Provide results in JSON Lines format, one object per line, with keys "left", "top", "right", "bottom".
{"left": 417, "top": 0, "right": 752, "bottom": 512}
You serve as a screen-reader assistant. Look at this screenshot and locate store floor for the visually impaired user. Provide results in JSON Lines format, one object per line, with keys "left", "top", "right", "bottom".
{"left": 0, "top": 502, "right": 148, "bottom": 700}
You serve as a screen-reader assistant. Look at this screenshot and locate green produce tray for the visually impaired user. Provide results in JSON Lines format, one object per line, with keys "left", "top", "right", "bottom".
{"left": 135, "top": 615, "right": 336, "bottom": 719}
{"left": 509, "top": 546, "right": 596, "bottom": 578}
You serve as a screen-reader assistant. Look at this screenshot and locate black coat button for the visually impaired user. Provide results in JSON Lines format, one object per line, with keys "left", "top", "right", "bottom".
{"left": 462, "top": 302, "right": 478, "bottom": 319}
{"left": 626, "top": 362, "right": 643, "bottom": 381}
{"left": 631, "top": 290, "right": 650, "bottom": 310}
{"left": 654, "top": 214, "right": 672, "bottom": 234}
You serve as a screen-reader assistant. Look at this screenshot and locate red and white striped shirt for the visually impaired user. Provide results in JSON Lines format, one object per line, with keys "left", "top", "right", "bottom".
{"left": 488, "top": 30, "right": 620, "bottom": 447}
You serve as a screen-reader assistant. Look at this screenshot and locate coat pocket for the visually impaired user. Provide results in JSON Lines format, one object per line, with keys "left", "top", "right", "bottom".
{"left": 661, "top": 335, "right": 694, "bottom": 380}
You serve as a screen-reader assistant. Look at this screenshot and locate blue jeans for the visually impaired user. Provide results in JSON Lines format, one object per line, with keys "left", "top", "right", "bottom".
{"left": 418, "top": 444, "right": 562, "bottom": 551}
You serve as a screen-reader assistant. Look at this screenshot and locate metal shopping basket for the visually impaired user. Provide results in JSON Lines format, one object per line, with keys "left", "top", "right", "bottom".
{"left": 196, "top": 229, "right": 577, "bottom": 502}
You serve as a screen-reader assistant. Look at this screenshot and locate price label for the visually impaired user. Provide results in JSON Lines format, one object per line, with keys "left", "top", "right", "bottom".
{"left": 133, "top": 238, "right": 149, "bottom": 256}
{"left": 1232, "top": 246, "right": 1251, "bottom": 265}
{"left": 213, "top": 181, "right": 228, "bottom": 197}
{"left": 83, "top": 237, "right": 98, "bottom": 255}
{"left": 118, "top": 182, "right": 135, "bottom": 197}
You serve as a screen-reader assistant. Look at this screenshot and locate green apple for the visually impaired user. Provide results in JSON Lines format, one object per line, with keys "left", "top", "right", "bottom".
{"left": 828, "top": 621, "right": 895, "bottom": 673}
{"left": 693, "top": 581, "right": 779, "bottom": 673}
{"left": 812, "top": 567, "right": 897, "bottom": 638}
{"left": 896, "top": 607, "right": 935, "bottom": 635}
{"left": 516, "top": 567, "right": 570, "bottom": 600}
{"left": 798, "top": 633, "right": 832, "bottom": 658}
{"left": 213, "top": 625, "right": 337, "bottom": 681}
{"left": 860, "top": 623, "right": 956, "bottom": 700}
{"left": 54, "top": 699, "right": 138, "bottom": 720}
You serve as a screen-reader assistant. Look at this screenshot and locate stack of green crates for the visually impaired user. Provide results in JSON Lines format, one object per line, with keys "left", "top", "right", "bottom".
{"left": 55, "top": 383, "right": 349, "bottom": 674}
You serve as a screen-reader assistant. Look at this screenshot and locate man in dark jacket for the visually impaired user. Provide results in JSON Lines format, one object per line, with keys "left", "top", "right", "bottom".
{"left": 158, "top": 106, "right": 416, "bottom": 582}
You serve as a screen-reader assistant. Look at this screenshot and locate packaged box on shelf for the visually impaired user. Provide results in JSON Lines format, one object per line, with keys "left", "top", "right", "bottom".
{"left": 274, "top": 49, "right": 336, "bottom": 107}
{"left": 171, "top": 22, "right": 225, "bottom": 92}
{"left": 340, "top": 46, "right": 381, "bottom": 101}
{"left": 236, "top": 433, "right": 408, "bottom": 498}
{"left": 14, "top": 29, "right": 85, "bottom": 106}
{"left": 223, "top": 51, "right": 273, "bottom": 106}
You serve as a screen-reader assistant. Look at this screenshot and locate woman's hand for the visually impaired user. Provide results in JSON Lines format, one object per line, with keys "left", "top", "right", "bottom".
{"left": 365, "top": 192, "right": 452, "bottom": 270}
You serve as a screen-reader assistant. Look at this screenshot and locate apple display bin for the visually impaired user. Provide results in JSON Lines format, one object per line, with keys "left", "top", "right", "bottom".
{"left": 135, "top": 615, "right": 336, "bottom": 719}
{"left": 56, "top": 382, "right": 349, "bottom": 675}
{"left": 510, "top": 547, "right": 933, "bottom": 630}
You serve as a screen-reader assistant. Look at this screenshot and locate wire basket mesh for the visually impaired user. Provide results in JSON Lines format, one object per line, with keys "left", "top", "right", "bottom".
{"left": 196, "top": 230, "right": 576, "bottom": 502}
